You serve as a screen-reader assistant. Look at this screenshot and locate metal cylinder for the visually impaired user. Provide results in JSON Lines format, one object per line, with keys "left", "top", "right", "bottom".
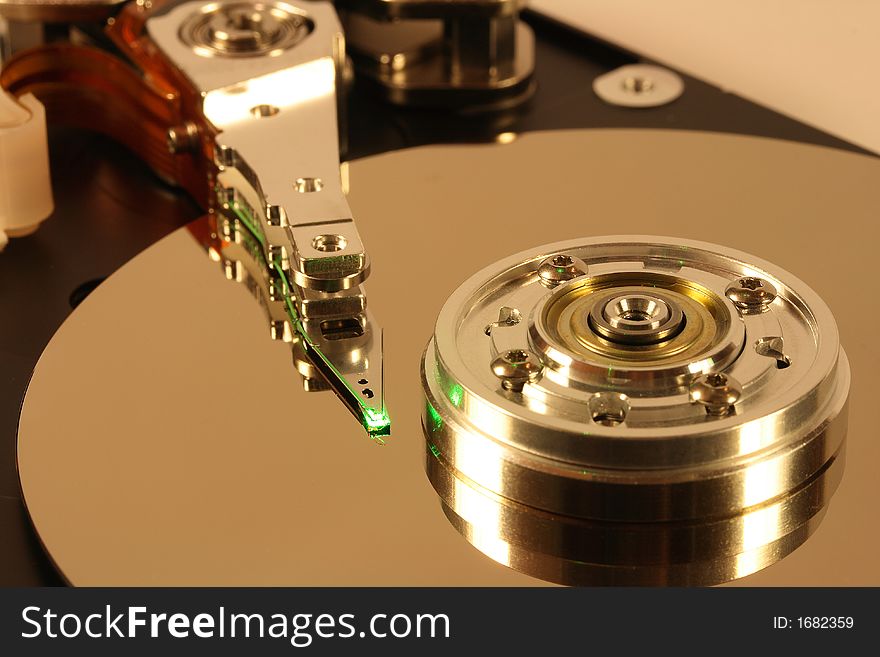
{"left": 421, "top": 236, "right": 850, "bottom": 586}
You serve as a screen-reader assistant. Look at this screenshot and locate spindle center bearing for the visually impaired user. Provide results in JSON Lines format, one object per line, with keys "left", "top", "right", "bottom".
{"left": 532, "top": 276, "right": 740, "bottom": 386}
{"left": 589, "top": 291, "right": 683, "bottom": 345}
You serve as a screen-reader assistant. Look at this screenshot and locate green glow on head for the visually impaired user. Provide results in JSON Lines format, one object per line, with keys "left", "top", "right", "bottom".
{"left": 223, "top": 199, "right": 393, "bottom": 442}
{"left": 365, "top": 408, "right": 392, "bottom": 440}
{"left": 429, "top": 444, "right": 441, "bottom": 459}
{"left": 448, "top": 384, "right": 464, "bottom": 408}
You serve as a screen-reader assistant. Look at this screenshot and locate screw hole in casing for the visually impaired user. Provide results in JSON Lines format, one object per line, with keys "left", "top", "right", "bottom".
{"left": 295, "top": 177, "right": 324, "bottom": 193}
{"left": 755, "top": 337, "right": 792, "bottom": 369}
{"left": 250, "top": 104, "right": 280, "bottom": 117}
{"left": 622, "top": 76, "right": 654, "bottom": 94}
{"left": 588, "top": 392, "right": 629, "bottom": 427}
{"left": 312, "top": 234, "right": 347, "bottom": 252}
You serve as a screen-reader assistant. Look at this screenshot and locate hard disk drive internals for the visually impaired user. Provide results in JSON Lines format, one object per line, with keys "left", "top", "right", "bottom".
{"left": 421, "top": 236, "right": 850, "bottom": 586}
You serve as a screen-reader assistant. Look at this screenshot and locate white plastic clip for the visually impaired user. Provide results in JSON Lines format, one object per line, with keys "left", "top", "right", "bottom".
{"left": 0, "top": 90, "right": 53, "bottom": 249}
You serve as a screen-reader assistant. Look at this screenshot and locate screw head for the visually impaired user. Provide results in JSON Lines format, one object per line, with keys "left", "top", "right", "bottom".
{"left": 725, "top": 277, "right": 777, "bottom": 312}
{"left": 689, "top": 372, "right": 742, "bottom": 416}
{"left": 537, "top": 254, "right": 588, "bottom": 288}
{"left": 491, "top": 349, "right": 543, "bottom": 392}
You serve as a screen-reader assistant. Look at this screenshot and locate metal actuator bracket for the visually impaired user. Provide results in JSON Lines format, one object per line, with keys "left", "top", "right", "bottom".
{"left": 149, "top": 0, "right": 389, "bottom": 438}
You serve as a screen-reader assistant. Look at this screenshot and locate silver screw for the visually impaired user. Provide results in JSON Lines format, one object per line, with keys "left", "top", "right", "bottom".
{"left": 725, "top": 277, "right": 777, "bottom": 313}
{"left": 537, "top": 254, "right": 588, "bottom": 288}
{"left": 491, "top": 349, "right": 543, "bottom": 392}
{"left": 689, "top": 372, "right": 742, "bottom": 416}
